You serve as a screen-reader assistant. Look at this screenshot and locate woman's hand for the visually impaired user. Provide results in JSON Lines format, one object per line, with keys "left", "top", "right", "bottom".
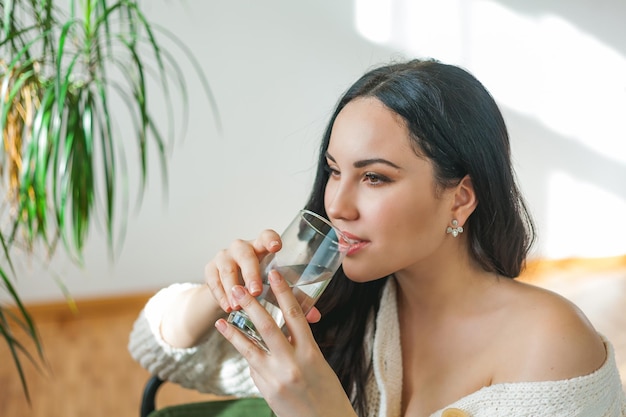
{"left": 205, "top": 229, "right": 282, "bottom": 312}
{"left": 205, "top": 230, "right": 323, "bottom": 322}
{"left": 160, "top": 230, "right": 320, "bottom": 349}
{"left": 214, "top": 270, "right": 357, "bottom": 417}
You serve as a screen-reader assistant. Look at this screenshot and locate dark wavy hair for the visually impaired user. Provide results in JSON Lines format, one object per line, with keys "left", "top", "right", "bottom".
{"left": 306, "top": 58, "right": 536, "bottom": 415}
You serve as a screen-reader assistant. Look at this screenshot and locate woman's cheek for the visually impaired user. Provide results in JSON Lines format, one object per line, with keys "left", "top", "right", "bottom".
{"left": 323, "top": 179, "right": 336, "bottom": 211}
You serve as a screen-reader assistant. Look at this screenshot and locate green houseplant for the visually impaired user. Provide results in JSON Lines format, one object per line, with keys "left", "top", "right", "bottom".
{"left": 0, "top": 0, "right": 218, "bottom": 400}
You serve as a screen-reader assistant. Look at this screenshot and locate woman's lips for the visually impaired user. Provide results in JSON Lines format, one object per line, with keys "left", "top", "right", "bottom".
{"left": 341, "top": 231, "right": 368, "bottom": 256}
{"left": 347, "top": 240, "right": 368, "bottom": 256}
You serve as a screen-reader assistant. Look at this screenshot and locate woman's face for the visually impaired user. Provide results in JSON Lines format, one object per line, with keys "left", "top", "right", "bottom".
{"left": 324, "top": 97, "right": 454, "bottom": 282}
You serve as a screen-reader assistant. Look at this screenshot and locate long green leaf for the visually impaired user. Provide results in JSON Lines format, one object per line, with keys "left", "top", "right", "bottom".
{"left": 152, "top": 23, "right": 222, "bottom": 134}
{"left": 91, "top": 77, "right": 116, "bottom": 250}
{"left": 0, "top": 266, "right": 46, "bottom": 403}
{"left": 64, "top": 89, "right": 94, "bottom": 255}
{"left": 2, "top": 0, "right": 15, "bottom": 40}
{"left": 0, "top": 231, "right": 15, "bottom": 275}
{"left": 13, "top": 84, "right": 55, "bottom": 248}
{"left": 0, "top": 306, "right": 32, "bottom": 403}
{"left": 119, "top": 38, "right": 150, "bottom": 195}
{"left": 0, "top": 268, "right": 44, "bottom": 359}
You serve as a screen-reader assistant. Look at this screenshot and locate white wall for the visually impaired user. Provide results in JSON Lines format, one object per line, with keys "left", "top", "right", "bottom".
{"left": 8, "top": 0, "right": 626, "bottom": 303}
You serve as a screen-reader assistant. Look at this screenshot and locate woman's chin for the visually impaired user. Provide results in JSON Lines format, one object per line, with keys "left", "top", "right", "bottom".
{"left": 342, "top": 267, "right": 388, "bottom": 284}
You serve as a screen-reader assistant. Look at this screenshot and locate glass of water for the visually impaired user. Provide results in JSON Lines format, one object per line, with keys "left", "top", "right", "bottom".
{"left": 227, "top": 209, "right": 351, "bottom": 352}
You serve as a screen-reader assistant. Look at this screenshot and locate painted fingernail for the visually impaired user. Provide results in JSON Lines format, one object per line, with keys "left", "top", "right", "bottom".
{"left": 215, "top": 319, "right": 227, "bottom": 333}
{"left": 268, "top": 270, "right": 281, "bottom": 284}
{"left": 269, "top": 240, "right": 280, "bottom": 250}
{"left": 231, "top": 285, "right": 246, "bottom": 300}
{"left": 249, "top": 282, "right": 261, "bottom": 295}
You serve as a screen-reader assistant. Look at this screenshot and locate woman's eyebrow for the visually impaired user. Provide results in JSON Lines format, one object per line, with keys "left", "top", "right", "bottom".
{"left": 325, "top": 152, "right": 401, "bottom": 169}
{"left": 353, "top": 158, "right": 401, "bottom": 169}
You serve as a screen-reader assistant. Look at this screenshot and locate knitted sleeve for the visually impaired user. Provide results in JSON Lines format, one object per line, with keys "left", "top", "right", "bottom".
{"left": 435, "top": 339, "right": 626, "bottom": 417}
{"left": 127, "top": 283, "right": 260, "bottom": 397}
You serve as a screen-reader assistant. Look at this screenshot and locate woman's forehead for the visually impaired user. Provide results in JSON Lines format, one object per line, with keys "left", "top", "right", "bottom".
{"left": 328, "top": 98, "right": 418, "bottom": 161}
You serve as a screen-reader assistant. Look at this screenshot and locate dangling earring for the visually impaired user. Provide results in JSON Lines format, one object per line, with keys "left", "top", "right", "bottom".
{"left": 446, "top": 219, "right": 463, "bottom": 237}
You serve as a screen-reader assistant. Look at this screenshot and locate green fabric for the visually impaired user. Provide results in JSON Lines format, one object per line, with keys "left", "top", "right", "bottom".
{"left": 148, "top": 398, "right": 275, "bottom": 417}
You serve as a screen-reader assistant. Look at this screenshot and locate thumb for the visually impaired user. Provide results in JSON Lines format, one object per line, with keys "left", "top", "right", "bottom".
{"left": 305, "top": 307, "right": 322, "bottom": 324}
{"left": 252, "top": 229, "right": 282, "bottom": 259}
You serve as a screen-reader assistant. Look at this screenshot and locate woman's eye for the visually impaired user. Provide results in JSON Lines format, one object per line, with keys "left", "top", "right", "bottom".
{"left": 324, "top": 165, "right": 340, "bottom": 177}
{"left": 364, "top": 172, "right": 389, "bottom": 185}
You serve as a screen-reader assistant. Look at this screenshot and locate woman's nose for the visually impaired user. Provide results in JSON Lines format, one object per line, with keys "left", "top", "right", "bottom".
{"left": 325, "top": 182, "right": 358, "bottom": 221}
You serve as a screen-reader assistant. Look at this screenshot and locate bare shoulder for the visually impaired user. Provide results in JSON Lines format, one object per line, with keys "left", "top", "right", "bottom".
{"left": 493, "top": 279, "right": 606, "bottom": 383}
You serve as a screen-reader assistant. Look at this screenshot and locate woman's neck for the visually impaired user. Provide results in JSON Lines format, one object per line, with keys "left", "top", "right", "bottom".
{"left": 393, "top": 250, "right": 500, "bottom": 319}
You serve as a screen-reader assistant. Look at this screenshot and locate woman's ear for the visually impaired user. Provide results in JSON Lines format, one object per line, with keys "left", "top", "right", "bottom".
{"left": 451, "top": 175, "right": 477, "bottom": 225}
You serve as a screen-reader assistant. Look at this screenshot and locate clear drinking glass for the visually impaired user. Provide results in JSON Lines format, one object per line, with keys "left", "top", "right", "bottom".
{"left": 227, "top": 209, "right": 351, "bottom": 352}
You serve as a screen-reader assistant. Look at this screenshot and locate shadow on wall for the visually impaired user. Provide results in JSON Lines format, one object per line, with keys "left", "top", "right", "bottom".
{"left": 505, "top": 107, "right": 626, "bottom": 258}
{"left": 496, "top": 0, "right": 626, "bottom": 55}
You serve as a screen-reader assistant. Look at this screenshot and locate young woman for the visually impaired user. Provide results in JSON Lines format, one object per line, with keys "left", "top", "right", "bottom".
{"left": 129, "top": 59, "right": 626, "bottom": 416}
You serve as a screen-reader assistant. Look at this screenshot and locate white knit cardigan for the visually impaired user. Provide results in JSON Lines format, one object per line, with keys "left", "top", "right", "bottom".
{"left": 128, "top": 280, "right": 626, "bottom": 417}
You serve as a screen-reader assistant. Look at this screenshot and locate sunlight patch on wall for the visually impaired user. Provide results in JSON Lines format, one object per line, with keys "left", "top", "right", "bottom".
{"left": 353, "top": 0, "right": 626, "bottom": 166}
{"left": 468, "top": 4, "right": 626, "bottom": 166}
{"left": 354, "top": 0, "right": 393, "bottom": 44}
{"left": 545, "top": 171, "right": 626, "bottom": 259}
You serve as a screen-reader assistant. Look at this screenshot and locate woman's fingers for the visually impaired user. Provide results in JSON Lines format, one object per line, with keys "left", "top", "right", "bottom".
{"left": 204, "top": 229, "right": 282, "bottom": 313}
{"left": 214, "top": 316, "right": 266, "bottom": 362}
{"left": 251, "top": 229, "right": 282, "bottom": 257}
{"left": 204, "top": 261, "right": 232, "bottom": 313}
{"left": 217, "top": 271, "right": 307, "bottom": 356}
{"left": 243, "top": 230, "right": 282, "bottom": 296}
{"left": 214, "top": 244, "right": 247, "bottom": 309}
{"left": 231, "top": 231, "right": 282, "bottom": 298}
{"left": 305, "top": 307, "right": 322, "bottom": 324}
{"left": 264, "top": 270, "right": 315, "bottom": 347}
{"left": 215, "top": 284, "right": 284, "bottom": 356}
{"left": 230, "top": 270, "right": 317, "bottom": 350}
